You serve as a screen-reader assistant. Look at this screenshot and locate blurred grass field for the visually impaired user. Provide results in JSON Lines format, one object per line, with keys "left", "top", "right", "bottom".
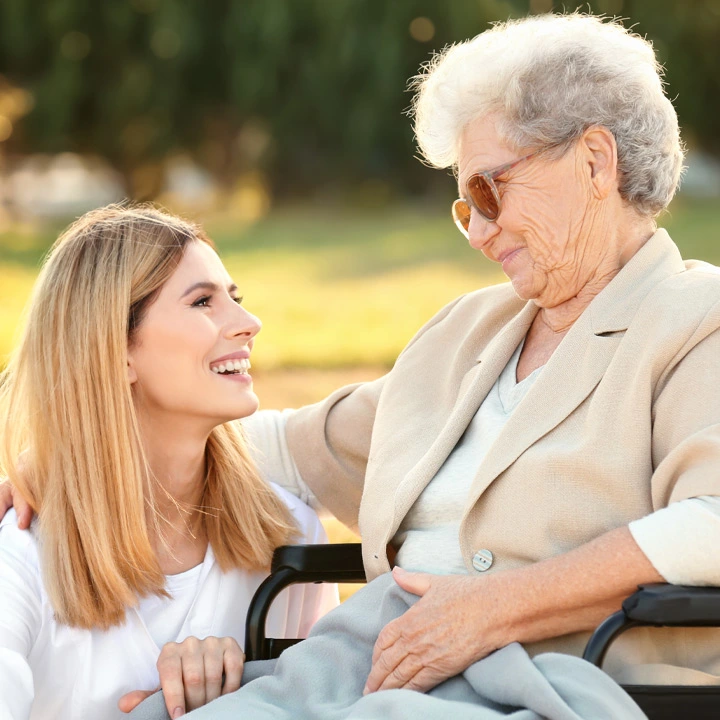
{"left": 2, "top": 196, "right": 719, "bottom": 370}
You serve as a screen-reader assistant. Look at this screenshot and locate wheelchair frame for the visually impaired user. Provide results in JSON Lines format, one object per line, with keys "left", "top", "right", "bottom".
{"left": 245, "top": 543, "right": 720, "bottom": 720}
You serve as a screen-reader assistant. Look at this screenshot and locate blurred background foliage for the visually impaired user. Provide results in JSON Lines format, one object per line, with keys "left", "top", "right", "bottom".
{"left": 2, "top": 0, "right": 719, "bottom": 199}
{"left": 1, "top": 0, "right": 719, "bottom": 376}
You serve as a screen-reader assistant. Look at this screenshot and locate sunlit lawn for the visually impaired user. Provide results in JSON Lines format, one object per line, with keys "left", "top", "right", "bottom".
{"left": 2, "top": 196, "right": 719, "bottom": 370}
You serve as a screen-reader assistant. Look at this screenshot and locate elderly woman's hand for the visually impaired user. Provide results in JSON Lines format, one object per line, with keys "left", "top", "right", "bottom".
{"left": 364, "top": 527, "right": 662, "bottom": 695}
{"left": 364, "top": 567, "right": 510, "bottom": 695}
{"left": 118, "top": 635, "right": 244, "bottom": 717}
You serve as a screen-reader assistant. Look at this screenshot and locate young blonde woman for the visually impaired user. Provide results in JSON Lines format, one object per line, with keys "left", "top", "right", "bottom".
{"left": 0, "top": 205, "right": 337, "bottom": 720}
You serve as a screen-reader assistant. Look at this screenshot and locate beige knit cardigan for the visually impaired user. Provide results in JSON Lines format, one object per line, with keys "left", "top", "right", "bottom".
{"left": 286, "top": 229, "right": 720, "bottom": 684}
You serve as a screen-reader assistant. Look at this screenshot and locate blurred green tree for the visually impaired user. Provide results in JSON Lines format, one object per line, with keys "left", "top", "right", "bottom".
{"left": 0, "top": 0, "right": 717, "bottom": 199}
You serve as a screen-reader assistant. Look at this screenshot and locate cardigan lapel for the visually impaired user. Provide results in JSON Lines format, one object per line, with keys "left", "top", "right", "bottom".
{"left": 463, "top": 311, "right": 620, "bottom": 513}
{"left": 389, "top": 301, "right": 538, "bottom": 533}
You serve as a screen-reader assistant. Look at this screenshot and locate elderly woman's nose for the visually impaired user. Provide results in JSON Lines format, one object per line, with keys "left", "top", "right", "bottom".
{"left": 467, "top": 211, "right": 501, "bottom": 250}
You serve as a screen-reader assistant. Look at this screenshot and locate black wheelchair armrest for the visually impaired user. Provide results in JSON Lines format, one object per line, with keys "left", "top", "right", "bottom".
{"left": 622, "top": 583, "right": 720, "bottom": 625}
{"left": 269, "top": 543, "right": 366, "bottom": 579}
{"left": 583, "top": 583, "right": 720, "bottom": 667}
{"left": 245, "top": 543, "right": 365, "bottom": 661}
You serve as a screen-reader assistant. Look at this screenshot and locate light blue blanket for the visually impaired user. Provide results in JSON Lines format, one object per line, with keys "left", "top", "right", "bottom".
{"left": 131, "top": 573, "right": 647, "bottom": 720}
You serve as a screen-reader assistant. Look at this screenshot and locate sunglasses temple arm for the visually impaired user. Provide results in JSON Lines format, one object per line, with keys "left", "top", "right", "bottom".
{"left": 489, "top": 151, "right": 539, "bottom": 179}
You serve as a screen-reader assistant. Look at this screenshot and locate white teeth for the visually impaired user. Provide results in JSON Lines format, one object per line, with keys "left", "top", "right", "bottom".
{"left": 211, "top": 358, "right": 251, "bottom": 375}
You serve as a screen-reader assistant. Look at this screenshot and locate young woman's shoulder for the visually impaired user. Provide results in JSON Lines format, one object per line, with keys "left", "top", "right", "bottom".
{"left": 0, "top": 508, "right": 40, "bottom": 565}
{"left": 269, "top": 483, "right": 329, "bottom": 545}
{"left": 0, "top": 508, "right": 43, "bottom": 606}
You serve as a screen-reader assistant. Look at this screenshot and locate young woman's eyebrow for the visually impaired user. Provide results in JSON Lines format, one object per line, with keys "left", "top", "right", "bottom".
{"left": 180, "top": 281, "right": 238, "bottom": 300}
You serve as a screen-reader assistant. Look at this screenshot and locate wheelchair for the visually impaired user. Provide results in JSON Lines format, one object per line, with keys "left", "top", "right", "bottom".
{"left": 245, "top": 543, "right": 720, "bottom": 720}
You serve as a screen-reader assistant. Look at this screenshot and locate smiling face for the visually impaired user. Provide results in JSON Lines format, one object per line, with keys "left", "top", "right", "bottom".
{"left": 457, "top": 115, "right": 614, "bottom": 308}
{"left": 127, "top": 240, "right": 261, "bottom": 431}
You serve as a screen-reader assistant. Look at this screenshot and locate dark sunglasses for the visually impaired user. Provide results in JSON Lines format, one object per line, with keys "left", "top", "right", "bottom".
{"left": 452, "top": 143, "right": 562, "bottom": 237}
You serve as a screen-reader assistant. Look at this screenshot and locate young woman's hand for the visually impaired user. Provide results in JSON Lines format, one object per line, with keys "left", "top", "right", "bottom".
{"left": 0, "top": 483, "right": 33, "bottom": 529}
{"left": 118, "top": 635, "right": 244, "bottom": 717}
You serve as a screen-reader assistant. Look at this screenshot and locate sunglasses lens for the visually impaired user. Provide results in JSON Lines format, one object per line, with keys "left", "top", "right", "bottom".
{"left": 452, "top": 199, "right": 471, "bottom": 237}
{"left": 467, "top": 175, "right": 499, "bottom": 221}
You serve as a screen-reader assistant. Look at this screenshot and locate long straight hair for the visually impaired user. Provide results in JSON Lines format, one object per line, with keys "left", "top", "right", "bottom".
{"left": 0, "top": 204, "right": 296, "bottom": 629}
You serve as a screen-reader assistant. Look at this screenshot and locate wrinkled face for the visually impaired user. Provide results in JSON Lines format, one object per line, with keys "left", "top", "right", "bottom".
{"left": 457, "top": 115, "right": 601, "bottom": 307}
{"left": 127, "top": 241, "right": 261, "bottom": 429}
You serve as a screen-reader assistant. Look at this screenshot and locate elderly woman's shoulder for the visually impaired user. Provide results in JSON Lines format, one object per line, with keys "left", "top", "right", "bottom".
{"left": 661, "top": 259, "right": 720, "bottom": 306}
{"left": 638, "top": 259, "right": 720, "bottom": 334}
{"left": 682, "top": 258, "right": 720, "bottom": 280}
{"left": 397, "top": 282, "right": 522, "bottom": 358}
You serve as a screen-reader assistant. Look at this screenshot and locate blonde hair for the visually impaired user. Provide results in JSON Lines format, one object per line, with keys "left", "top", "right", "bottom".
{"left": 0, "top": 204, "right": 297, "bottom": 629}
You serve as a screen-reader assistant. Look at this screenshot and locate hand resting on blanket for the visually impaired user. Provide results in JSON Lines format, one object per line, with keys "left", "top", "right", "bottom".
{"left": 364, "top": 525, "right": 660, "bottom": 694}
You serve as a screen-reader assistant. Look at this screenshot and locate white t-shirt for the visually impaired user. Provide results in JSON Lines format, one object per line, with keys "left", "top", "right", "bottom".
{"left": 0, "top": 484, "right": 338, "bottom": 720}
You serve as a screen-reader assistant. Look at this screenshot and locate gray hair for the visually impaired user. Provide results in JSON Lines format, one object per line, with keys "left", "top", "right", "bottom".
{"left": 411, "top": 13, "right": 685, "bottom": 216}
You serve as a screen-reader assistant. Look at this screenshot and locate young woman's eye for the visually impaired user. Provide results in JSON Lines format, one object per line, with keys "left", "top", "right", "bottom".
{"left": 232, "top": 296, "right": 244, "bottom": 305}
{"left": 192, "top": 295, "right": 211, "bottom": 307}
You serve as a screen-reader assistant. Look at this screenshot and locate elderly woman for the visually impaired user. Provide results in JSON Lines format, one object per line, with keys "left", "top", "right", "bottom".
{"left": 245, "top": 9, "right": 720, "bottom": 690}
{"left": 5, "top": 12, "right": 720, "bottom": 720}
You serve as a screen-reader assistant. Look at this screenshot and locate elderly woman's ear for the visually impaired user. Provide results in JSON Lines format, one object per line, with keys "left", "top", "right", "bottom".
{"left": 579, "top": 126, "right": 619, "bottom": 201}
